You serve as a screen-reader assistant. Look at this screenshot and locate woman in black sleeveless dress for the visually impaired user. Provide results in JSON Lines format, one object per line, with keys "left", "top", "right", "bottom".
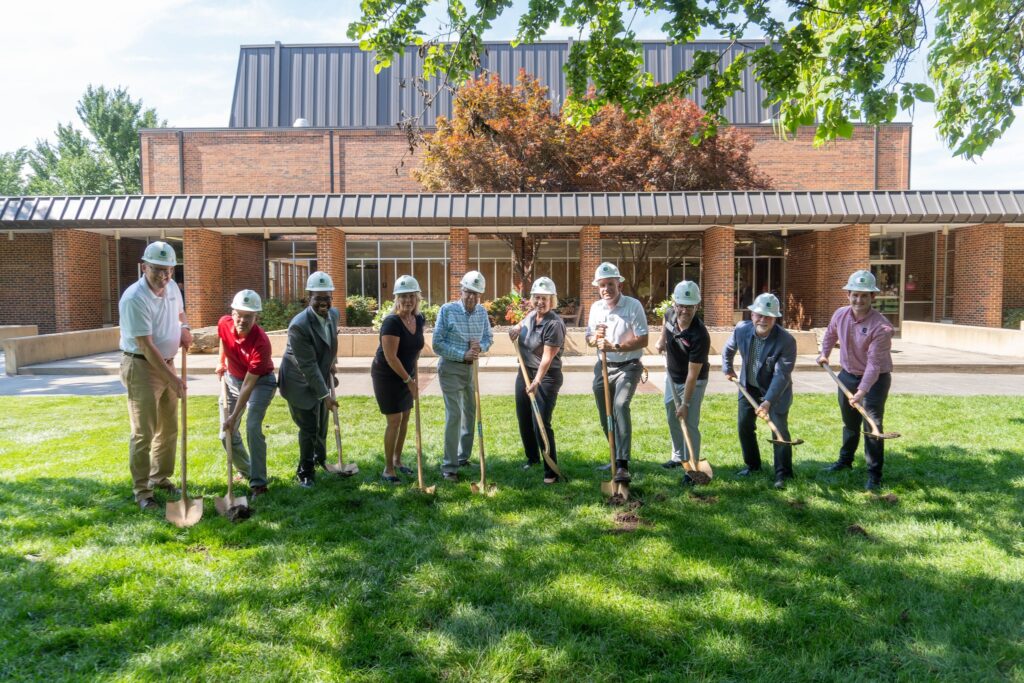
{"left": 370, "top": 275, "right": 425, "bottom": 482}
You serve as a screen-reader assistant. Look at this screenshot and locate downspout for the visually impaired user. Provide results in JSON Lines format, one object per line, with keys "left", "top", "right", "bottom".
{"left": 329, "top": 132, "right": 335, "bottom": 193}
{"left": 873, "top": 124, "right": 879, "bottom": 190}
{"left": 272, "top": 41, "right": 282, "bottom": 128}
{"left": 177, "top": 130, "right": 185, "bottom": 194}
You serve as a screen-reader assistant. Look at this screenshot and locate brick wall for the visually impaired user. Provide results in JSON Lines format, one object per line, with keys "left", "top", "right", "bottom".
{"left": 702, "top": 226, "right": 735, "bottom": 327}
{"left": 579, "top": 225, "right": 602, "bottom": 315}
{"left": 953, "top": 223, "right": 1004, "bottom": 327}
{"left": 826, "top": 224, "right": 870, "bottom": 312}
{"left": 316, "top": 227, "right": 347, "bottom": 326}
{"left": 904, "top": 232, "right": 936, "bottom": 321}
{"left": 0, "top": 233, "right": 56, "bottom": 333}
{"left": 52, "top": 230, "right": 104, "bottom": 332}
{"left": 448, "top": 228, "right": 469, "bottom": 300}
{"left": 223, "top": 235, "right": 266, "bottom": 301}
{"left": 784, "top": 231, "right": 829, "bottom": 329}
{"left": 739, "top": 124, "right": 911, "bottom": 191}
{"left": 183, "top": 228, "right": 225, "bottom": 328}
{"left": 337, "top": 133, "right": 423, "bottom": 192}
{"left": 1002, "top": 229, "right": 1024, "bottom": 311}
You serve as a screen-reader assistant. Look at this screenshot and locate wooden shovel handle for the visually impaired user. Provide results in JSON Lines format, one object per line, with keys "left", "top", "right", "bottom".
{"left": 329, "top": 383, "right": 344, "bottom": 464}
{"left": 511, "top": 336, "right": 560, "bottom": 479}
{"left": 221, "top": 375, "right": 234, "bottom": 498}
{"left": 600, "top": 349, "right": 616, "bottom": 473}
{"left": 472, "top": 360, "right": 486, "bottom": 485}
{"left": 668, "top": 382, "right": 699, "bottom": 469}
{"left": 729, "top": 376, "right": 787, "bottom": 443}
{"left": 819, "top": 362, "right": 882, "bottom": 434}
{"left": 180, "top": 351, "right": 188, "bottom": 498}
{"left": 414, "top": 366, "right": 425, "bottom": 490}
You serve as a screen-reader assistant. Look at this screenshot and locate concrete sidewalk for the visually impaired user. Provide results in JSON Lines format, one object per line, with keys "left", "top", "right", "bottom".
{"left": 1, "top": 339, "right": 1022, "bottom": 397}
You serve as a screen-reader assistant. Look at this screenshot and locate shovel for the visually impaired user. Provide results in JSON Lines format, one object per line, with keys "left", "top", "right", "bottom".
{"left": 166, "top": 351, "right": 203, "bottom": 527}
{"left": 667, "top": 383, "right": 713, "bottom": 483}
{"left": 325, "top": 384, "right": 359, "bottom": 476}
{"left": 598, "top": 348, "right": 629, "bottom": 502}
{"left": 413, "top": 371, "right": 436, "bottom": 495}
{"left": 214, "top": 376, "right": 249, "bottom": 517}
{"left": 730, "top": 376, "right": 805, "bottom": 445}
{"left": 512, "top": 337, "right": 564, "bottom": 481}
{"left": 469, "top": 361, "right": 497, "bottom": 496}
{"left": 819, "top": 363, "right": 901, "bottom": 439}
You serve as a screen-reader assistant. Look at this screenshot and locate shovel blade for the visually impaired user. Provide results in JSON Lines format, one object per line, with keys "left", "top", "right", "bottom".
{"left": 214, "top": 495, "right": 249, "bottom": 516}
{"left": 864, "top": 431, "right": 901, "bottom": 440}
{"left": 420, "top": 485, "right": 436, "bottom": 495}
{"left": 768, "top": 437, "right": 805, "bottom": 446}
{"left": 166, "top": 497, "right": 203, "bottom": 528}
{"left": 326, "top": 462, "right": 360, "bottom": 476}
{"left": 470, "top": 482, "right": 497, "bottom": 496}
{"left": 600, "top": 480, "right": 616, "bottom": 497}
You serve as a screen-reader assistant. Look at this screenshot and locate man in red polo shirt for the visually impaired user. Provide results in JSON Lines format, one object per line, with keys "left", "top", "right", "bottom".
{"left": 217, "top": 289, "right": 277, "bottom": 497}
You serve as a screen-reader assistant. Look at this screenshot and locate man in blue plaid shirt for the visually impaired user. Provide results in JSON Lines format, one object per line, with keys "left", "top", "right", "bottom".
{"left": 432, "top": 270, "right": 494, "bottom": 481}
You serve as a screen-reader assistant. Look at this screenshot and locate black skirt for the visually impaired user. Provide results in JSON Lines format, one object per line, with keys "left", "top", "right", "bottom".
{"left": 371, "top": 365, "right": 413, "bottom": 415}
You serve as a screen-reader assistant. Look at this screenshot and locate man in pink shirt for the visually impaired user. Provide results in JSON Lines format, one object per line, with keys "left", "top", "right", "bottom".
{"left": 817, "top": 270, "right": 894, "bottom": 490}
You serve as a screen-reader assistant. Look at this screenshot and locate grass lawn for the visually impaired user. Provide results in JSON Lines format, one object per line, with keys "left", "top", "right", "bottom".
{"left": 1, "top": 393, "right": 1022, "bottom": 681}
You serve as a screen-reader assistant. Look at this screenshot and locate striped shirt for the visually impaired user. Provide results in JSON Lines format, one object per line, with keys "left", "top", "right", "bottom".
{"left": 820, "top": 306, "right": 894, "bottom": 392}
{"left": 747, "top": 334, "right": 767, "bottom": 389}
{"left": 432, "top": 301, "right": 494, "bottom": 362}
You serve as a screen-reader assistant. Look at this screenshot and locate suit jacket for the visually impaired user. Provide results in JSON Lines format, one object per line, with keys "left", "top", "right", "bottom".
{"left": 278, "top": 306, "right": 339, "bottom": 410}
{"left": 722, "top": 320, "right": 796, "bottom": 411}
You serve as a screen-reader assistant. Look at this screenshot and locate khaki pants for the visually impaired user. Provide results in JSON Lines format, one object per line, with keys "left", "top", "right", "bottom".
{"left": 120, "top": 355, "right": 178, "bottom": 501}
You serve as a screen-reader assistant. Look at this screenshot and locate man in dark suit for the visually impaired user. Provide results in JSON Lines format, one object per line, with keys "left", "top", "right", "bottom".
{"left": 278, "top": 271, "right": 340, "bottom": 488}
{"left": 722, "top": 293, "right": 797, "bottom": 489}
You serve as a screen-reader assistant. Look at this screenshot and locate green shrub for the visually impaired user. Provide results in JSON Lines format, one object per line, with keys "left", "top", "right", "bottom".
{"left": 372, "top": 299, "right": 441, "bottom": 330}
{"left": 652, "top": 298, "right": 672, "bottom": 321}
{"left": 1003, "top": 307, "right": 1024, "bottom": 329}
{"left": 487, "top": 291, "right": 529, "bottom": 325}
{"left": 346, "top": 295, "right": 377, "bottom": 327}
{"left": 260, "top": 298, "right": 304, "bottom": 332}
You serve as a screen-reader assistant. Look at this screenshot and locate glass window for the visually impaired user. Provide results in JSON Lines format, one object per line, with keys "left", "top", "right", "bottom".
{"left": 870, "top": 235, "right": 904, "bottom": 260}
{"left": 380, "top": 241, "right": 412, "bottom": 258}
{"left": 413, "top": 241, "right": 446, "bottom": 258}
{"left": 476, "top": 239, "right": 514, "bottom": 259}
{"left": 346, "top": 241, "right": 377, "bottom": 258}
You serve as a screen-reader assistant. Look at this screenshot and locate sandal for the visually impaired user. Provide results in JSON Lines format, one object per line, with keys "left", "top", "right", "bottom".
{"left": 381, "top": 473, "right": 401, "bottom": 484}
{"left": 543, "top": 477, "right": 558, "bottom": 485}
{"left": 396, "top": 465, "right": 414, "bottom": 476}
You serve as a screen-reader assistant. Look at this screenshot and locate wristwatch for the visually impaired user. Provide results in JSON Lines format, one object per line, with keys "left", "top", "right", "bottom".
{"left": 614, "top": 343, "right": 622, "bottom": 351}
{"left": 404, "top": 375, "right": 413, "bottom": 384}
{"left": 181, "top": 324, "right": 191, "bottom": 330}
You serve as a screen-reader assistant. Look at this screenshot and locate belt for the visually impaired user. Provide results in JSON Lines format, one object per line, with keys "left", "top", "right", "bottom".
{"left": 606, "top": 359, "right": 639, "bottom": 368}
{"left": 124, "top": 352, "right": 173, "bottom": 363}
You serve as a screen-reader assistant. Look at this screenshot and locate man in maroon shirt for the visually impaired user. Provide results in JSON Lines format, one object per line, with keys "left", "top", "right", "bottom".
{"left": 217, "top": 289, "right": 277, "bottom": 497}
{"left": 817, "top": 270, "right": 894, "bottom": 490}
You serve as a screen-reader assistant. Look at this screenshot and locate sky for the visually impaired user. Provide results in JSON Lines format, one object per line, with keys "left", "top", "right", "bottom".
{"left": 1, "top": 0, "right": 1021, "bottom": 191}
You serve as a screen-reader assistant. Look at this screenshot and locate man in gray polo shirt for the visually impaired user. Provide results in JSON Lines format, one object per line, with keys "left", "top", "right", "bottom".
{"left": 118, "top": 241, "right": 192, "bottom": 510}
{"left": 586, "top": 262, "right": 649, "bottom": 483}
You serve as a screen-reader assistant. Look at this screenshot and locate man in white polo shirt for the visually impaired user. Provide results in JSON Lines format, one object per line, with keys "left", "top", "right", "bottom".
{"left": 586, "top": 262, "right": 649, "bottom": 483}
{"left": 118, "top": 241, "right": 192, "bottom": 510}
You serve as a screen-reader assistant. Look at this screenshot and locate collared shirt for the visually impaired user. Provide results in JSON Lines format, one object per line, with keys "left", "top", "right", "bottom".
{"left": 119, "top": 277, "right": 183, "bottom": 359}
{"left": 217, "top": 315, "right": 274, "bottom": 379}
{"left": 821, "top": 306, "right": 894, "bottom": 392}
{"left": 586, "top": 295, "right": 648, "bottom": 362}
{"left": 747, "top": 334, "right": 767, "bottom": 389}
{"left": 663, "top": 310, "right": 710, "bottom": 383}
{"left": 519, "top": 310, "right": 566, "bottom": 370}
{"left": 432, "top": 300, "right": 494, "bottom": 362}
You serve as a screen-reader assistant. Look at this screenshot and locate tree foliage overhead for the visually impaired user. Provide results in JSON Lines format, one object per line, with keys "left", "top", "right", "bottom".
{"left": 0, "top": 149, "right": 28, "bottom": 196}
{"left": 76, "top": 85, "right": 164, "bottom": 194}
{"left": 350, "top": 0, "right": 1024, "bottom": 159}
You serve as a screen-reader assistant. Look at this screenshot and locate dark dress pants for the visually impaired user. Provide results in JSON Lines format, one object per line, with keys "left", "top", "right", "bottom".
{"left": 737, "top": 383, "right": 794, "bottom": 479}
{"left": 515, "top": 367, "right": 562, "bottom": 479}
{"left": 288, "top": 400, "right": 329, "bottom": 479}
{"left": 837, "top": 370, "right": 891, "bottom": 478}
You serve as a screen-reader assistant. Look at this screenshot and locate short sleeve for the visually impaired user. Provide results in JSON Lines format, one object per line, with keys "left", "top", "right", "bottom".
{"left": 631, "top": 299, "right": 649, "bottom": 336}
{"left": 121, "top": 295, "right": 153, "bottom": 338}
{"left": 688, "top": 327, "right": 711, "bottom": 364}
{"left": 380, "top": 314, "right": 403, "bottom": 337}
{"left": 542, "top": 316, "right": 565, "bottom": 348}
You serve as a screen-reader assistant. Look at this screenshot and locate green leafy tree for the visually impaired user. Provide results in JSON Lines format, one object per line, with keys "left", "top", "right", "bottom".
{"left": 350, "top": 0, "right": 1023, "bottom": 158}
{"left": 0, "top": 148, "right": 28, "bottom": 195}
{"left": 26, "top": 124, "right": 118, "bottom": 196}
{"left": 76, "top": 85, "right": 164, "bottom": 193}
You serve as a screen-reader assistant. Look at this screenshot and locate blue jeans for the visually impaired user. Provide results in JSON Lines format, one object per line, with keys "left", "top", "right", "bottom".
{"left": 223, "top": 372, "right": 276, "bottom": 488}
{"left": 592, "top": 359, "right": 642, "bottom": 462}
{"left": 664, "top": 375, "right": 707, "bottom": 464}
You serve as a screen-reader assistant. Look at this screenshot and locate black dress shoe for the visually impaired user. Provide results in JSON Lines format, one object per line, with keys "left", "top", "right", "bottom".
{"left": 522, "top": 462, "right": 535, "bottom": 470}
{"left": 138, "top": 497, "right": 160, "bottom": 510}
{"left": 774, "top": 477, "right": 787, "bottom": 490}
{"left": 297, "top": 476, "right": 315, "bottom": 489}
{"left": 661, "top": 459, "right": 682, "bottom": 469}
{"left": 458, "top": 460, "right": 470, "bottom": 468}
{"left": 613, "top": 467, "right": 632, "bottom": 483}
{"left": 735, "top": 467, "right": 760, "bottom": 477}
{"left": 865, "top": 476, "right": 882, "bottom": 491}
{"left": 823, "top": 462, "right": 853, "bottom": 472}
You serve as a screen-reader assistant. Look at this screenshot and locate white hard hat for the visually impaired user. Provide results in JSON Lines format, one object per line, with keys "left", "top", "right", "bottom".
{"left": 843, "top": 269, "right": 880, "bottom": 293}
{"left": 671, "top": 280, "right": 701, "bottom": 306}
{"left": 530, "top": 276, "right": 557, "bottom": 296}
{"left": 748, "top": 292, "right": 782, "bottom": 318}
{"left": 306, "top": 271, "right": 335, "bottom": 292}
{"left": 459, "top": 270, "right": 486, "bottom": 294}
{"left": 592, "top": 262, "right": 625, "bottom": 286}
{"left": 393, "top": 275, "right": 421, "bottom": 295}
{"left": 142, "top": 241, "right": 176, "bottom": 267}
{"left": 231, "top": 289, "right": 262, "bottom": 312}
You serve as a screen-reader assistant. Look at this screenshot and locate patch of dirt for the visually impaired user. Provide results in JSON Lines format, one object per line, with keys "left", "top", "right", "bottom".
{"left": 690, "top": 493, "right": 718, "bottom": 505}
{"left": 227, "top": 505, "right": 252, "bottom": 522}
{"left": 876, "top": 493, "right": 900, "bottom": 504}
{"left": 606, "top": 493, "right": 627, "bottom": 507}
{"left": 899, "top": 609, "right": 911, "bottom": 623}
{"left": 653, "top": 493, "right": 667, "bottom": 502}
{"left": 846, "top": 524, "right": 870, "bottom": 538}
{"left": 609, "top": 511, "right": 653, "bottom": 534}
{"left": 186, "top": 544, "right": 214, "bottom": 561}
{"left": 686, "top": 471, "right": 712, "bottom": 486}
{"left": 787, "top": 500, "right": 807, "bottom": 509}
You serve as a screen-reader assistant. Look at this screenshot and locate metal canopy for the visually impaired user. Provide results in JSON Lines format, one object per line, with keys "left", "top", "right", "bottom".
{"left": 1, "top": 191, "right": 1022, "bottom": 232}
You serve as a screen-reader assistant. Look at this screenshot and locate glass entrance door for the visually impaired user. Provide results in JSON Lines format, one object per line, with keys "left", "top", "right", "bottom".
{"left": 869, "top": 233, "right": 905, "bottom": 329}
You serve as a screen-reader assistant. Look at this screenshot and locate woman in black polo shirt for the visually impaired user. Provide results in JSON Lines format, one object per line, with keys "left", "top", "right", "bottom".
{"left": 509, "top": 277, "right": 566, "bottom": 484}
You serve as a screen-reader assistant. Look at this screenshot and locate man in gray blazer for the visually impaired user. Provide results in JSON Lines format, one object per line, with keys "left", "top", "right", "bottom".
{"left": 722, "top": 293, "right": 797, "bottom": 489}
{"left": 278, "top": 271, "right": 340, "bottom": 488}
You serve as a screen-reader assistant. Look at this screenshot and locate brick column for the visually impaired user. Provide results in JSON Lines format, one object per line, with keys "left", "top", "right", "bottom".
{"left": 184, "top": 228, "right": 225, "bottom": 328}
{"left": 783, "top": 230, "right": 828, "bottom": 329}
{"left": 579, "top": 225, "right": 602, "bottom": 315}
{"left": 953, "top": 223, "right": 1005, "bottom": 327}
{"left": 1003, "top": 229, "right": 1024, "bottom": 311}
{"left": 316, "top": 227, "right": 347, "bottom": 326}
{"left": 449, "top": 228, "right": 469, "bottom": 300}
{"left": 934, "top": 231, "right": 948, "bottom": 320}
{"left": 223, "top": 235, "right": 266, "bottom": 300}
{"left": 826, "top": 224, "right": 870, "bottom": 313}
{"left": 53, "top": 229, "right": 104, "bottom": 332}
{"left": 702, "top": 226, "right": 735, "bottom": 327}
{"left": 0, "top": 233, "right": 56, "bottom": 334}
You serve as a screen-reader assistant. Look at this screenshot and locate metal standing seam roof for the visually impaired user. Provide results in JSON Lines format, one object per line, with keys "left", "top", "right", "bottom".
{"left": 1, "top": 191, "right": 1023, "bottom": 230}
{"left": 229, "top": 40, "right": 778, "bottom": 129}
